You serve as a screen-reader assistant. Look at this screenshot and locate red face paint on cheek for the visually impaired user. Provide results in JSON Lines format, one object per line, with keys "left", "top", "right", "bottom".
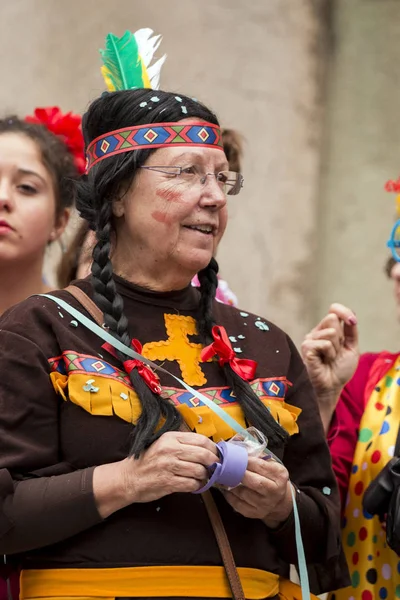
{"left": 156, "top": 188, "right": 184, "bottom": 203}
{"left": 151, "top": 210, "right": 175, "bottom": 225}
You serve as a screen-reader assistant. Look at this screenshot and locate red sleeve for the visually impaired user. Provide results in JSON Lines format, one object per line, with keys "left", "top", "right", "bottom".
{"left": 327, "top": 353, "right": 378, "bottom": 512}
{"left": 0, "top": 572, "right": 18, "bottom": 600}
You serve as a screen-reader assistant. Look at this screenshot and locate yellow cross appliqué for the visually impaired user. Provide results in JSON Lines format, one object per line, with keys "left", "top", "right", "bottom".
{"left": 142, "top": 314, "right": 206, "bottom": 386}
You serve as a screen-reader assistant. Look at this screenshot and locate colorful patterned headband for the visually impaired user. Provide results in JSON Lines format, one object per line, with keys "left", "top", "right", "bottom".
{"left": 85, "top": 120, "right": 223, "bottom": 173}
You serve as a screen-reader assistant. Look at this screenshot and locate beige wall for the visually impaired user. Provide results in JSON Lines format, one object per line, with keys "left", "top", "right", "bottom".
{"left": 317, "top": 0, "right": 400, "bottom": 352}
{"left": 0, "top": 0, "right": 327, "bottom": 347}
{"left": 5, "top": 1, "right": 400, "bottom": 353}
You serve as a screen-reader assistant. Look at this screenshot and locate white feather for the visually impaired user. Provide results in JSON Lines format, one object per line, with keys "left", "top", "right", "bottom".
{"left": 134, "top": 29, "right": 162, "bottom": 67}
{"left": 146, "top": 55, "right": 167, "bottom": 90}
{"left": 134, "top": 28, "right": 166, "bottom": 89}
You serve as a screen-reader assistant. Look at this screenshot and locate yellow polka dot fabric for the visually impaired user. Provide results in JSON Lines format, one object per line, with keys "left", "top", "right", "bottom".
{"left": 329, "top": 357, "right": 400, "bottom": 600}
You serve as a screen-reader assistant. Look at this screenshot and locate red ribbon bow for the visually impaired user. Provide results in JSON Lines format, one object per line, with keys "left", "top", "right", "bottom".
{"left": 102, "top": 339, "right": 162, "bottom": 395}
{"left": 200, "top": 325, "right": 257, "bottom": 381}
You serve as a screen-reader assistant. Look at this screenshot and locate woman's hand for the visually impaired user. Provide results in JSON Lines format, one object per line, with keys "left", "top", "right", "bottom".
{"left": 223, "top": 457, "right": 292, "bottom": 528}
{"left": 301, "top": 303, "right": 359, "bottom": 432}
{"left": 94, "top": 431, "right": 218, "bottom": 518}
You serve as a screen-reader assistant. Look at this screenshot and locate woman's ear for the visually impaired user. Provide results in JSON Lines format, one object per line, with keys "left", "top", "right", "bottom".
{"left": 49, "top": 208, "right": 70, "bottom": 243}
{"left": 112, "top": 196, "right": 125, "bottom": 218}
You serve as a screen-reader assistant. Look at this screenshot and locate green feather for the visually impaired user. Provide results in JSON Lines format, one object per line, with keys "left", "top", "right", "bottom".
{"left": 99, "top": 31, "right": 144, "bottom": 91}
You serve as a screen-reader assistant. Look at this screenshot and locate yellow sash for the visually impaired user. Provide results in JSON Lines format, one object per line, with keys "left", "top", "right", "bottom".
{"left": 20, "top": 566, "right": 318, "bottom": 600}
{"left": 329, "top": 356, "right": 400, "bottom": 599}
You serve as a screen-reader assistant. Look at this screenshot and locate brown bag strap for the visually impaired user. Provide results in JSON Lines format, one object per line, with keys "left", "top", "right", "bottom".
{"left": 64, "top": 285, "right": 245, "bottom": 599}
{"left": 201, "top": 489, "right": 245, "bottom": 599}
{"left": 65, "top": 285, "right": 104, "bottom": 327}
{"left": 180, "top": 422, "right": 245, "bottom": 599}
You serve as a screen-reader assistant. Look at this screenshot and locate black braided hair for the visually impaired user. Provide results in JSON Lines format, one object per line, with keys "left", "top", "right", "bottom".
{"left": 76, "top": 88, "right": 287, "bottom": 457}
{"left": 197, "top": 258, "right": 289, "bottom": 450}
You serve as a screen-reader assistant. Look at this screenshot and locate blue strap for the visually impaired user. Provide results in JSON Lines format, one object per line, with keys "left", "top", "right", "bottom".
{"left": 42, "top": 293, "right": 310, "bottom": 599}
{"left": 290, "top": 484, "right": 310, "bottom": 599}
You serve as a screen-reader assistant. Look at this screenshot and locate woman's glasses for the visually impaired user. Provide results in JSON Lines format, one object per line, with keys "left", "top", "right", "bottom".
{"left": 140, "top": 165, "right": 244, "bottom": 196}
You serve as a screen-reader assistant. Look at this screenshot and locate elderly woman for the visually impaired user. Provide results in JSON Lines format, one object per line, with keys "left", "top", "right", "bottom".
{"left": 0, "top": 88, "right": 348, "bottom": 600}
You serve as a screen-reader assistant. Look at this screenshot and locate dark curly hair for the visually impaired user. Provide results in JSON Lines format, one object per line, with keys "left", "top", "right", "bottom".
{"left": 385, "top": 255, "right": 397, "bottom": 278}
{"left": 76, "top": 88, "right": 288, "bottom": 457}
{"left": 0, "top": 116, "right": 78, "bottom": 215}
{"left": 221, "top": 129, "right": 243, "bottom": 173}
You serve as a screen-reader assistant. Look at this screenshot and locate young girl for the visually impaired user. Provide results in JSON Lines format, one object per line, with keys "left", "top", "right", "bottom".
{"left": 0, "top": 106, "right": 83, "bottom": 599}
{"left": 0, "top": 107, "right": 83, "bottom": 316}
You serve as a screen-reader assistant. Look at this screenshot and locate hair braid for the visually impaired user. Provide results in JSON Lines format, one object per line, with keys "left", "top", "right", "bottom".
{"left": 197, "top": 257, "right": 219, "bottom": 343}
{"left": 197, "top": 259, "right": 289, "bottom": 450}
{"left": 90, "top": 203, "right": 182, "bottom": 458}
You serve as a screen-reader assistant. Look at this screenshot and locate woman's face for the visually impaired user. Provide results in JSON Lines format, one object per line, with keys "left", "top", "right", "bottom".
{"left": 0, "top": 133, "right": 69, "bottom": 265}
{"left": 112, "top": 140, "right": 229, "bottom": 281}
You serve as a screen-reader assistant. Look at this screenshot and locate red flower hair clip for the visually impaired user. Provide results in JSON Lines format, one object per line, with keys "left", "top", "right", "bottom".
{"left": 25, "top": 107, "right": 85, "bottom": 174}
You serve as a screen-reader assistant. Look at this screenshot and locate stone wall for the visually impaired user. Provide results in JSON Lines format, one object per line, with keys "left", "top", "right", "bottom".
{"left": 0, "top": 0, "right": 327, "bottom": 347}
{"left": 317, "top": 0, "right": 400, "bottom": 352}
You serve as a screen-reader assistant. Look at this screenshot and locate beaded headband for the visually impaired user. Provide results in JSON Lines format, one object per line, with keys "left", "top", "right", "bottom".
{"left": 85, "top": 120, "right": 223, "bottom": 173}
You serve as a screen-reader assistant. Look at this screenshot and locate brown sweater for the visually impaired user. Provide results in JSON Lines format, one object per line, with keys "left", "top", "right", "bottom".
{"left": 0, "top": 276, "right": 349, "bottom": 595}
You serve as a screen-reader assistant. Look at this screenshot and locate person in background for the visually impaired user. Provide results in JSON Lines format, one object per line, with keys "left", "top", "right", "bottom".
{"left": 0, "top": 106, "right": 83, "bottom": 598}
{"left": 385, "top": 254, "right": 400, "bottom": 321}
{"left": 56, "top": 218, "right": 94, "bottom": 287}
{"left": 0, "top": 107, "right": 83, "bottom": 317}
{"left": 302, "top": 180, "right": 400, "bottom": 600}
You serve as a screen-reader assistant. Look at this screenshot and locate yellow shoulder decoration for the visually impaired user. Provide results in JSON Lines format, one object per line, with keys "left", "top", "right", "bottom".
{"left": 50, "top": 372, "right": 301, "bottom": 442}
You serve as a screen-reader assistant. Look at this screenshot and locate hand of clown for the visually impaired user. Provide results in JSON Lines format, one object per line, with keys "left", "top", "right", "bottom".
{"left": 301, "top": 303, "right": 359, "bottom": 398}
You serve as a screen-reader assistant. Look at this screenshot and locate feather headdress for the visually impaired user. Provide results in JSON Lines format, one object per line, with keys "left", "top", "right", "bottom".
{"left": 99, "top": 28, "right": 166, "bottom": 91}
{"left": 86, "top": 27, "right": 224, "bottom": 174}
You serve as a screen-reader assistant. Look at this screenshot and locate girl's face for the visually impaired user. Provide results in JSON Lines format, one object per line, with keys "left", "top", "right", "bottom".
{"left": 0, "top": 133, "right": 69, "bottom": 265}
